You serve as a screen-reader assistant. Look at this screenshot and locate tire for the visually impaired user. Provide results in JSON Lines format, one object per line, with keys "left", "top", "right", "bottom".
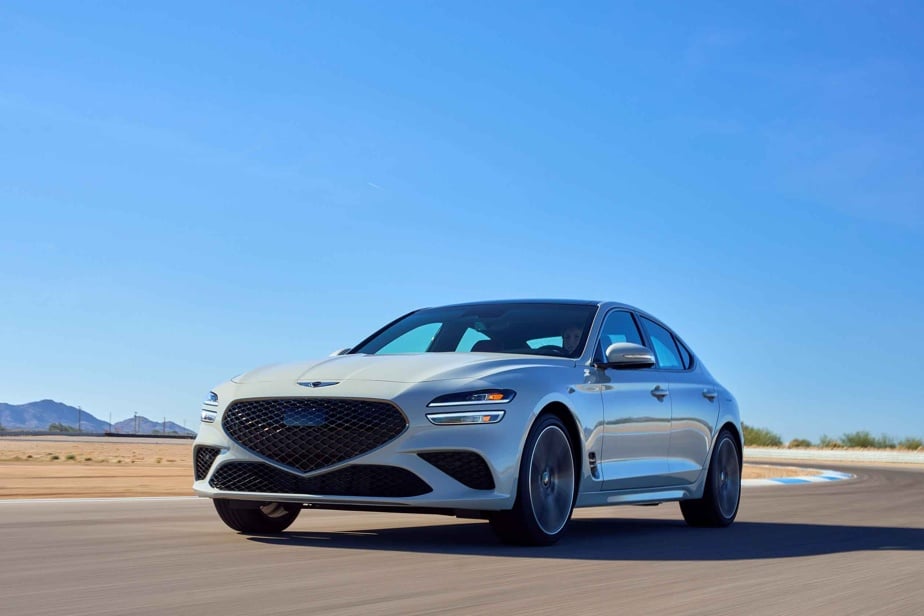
{"left": 490, "top": 414, "right": 577, "bottom": 546}
{"left": 680, "top": 429, "right": 741, "bottom": 527}
{"left": 213, "top": 499, "right": 301, "bottom": 533}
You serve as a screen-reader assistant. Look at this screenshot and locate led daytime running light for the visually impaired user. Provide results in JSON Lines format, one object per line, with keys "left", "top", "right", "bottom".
{"left": 426, "top": 410, "right": 506, "bottom": 425}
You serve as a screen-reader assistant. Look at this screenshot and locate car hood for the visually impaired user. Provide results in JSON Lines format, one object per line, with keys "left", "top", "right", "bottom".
{"left": 232, "top": 353, "right": 567, "bottom": 385}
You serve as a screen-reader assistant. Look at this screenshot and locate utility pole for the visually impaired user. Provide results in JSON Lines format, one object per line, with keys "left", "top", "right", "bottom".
{"left": 163, "top": 417, "right": 166, "bottom": 435}
{"left": 134, "top": 412, "right": 138, "bottom": 434}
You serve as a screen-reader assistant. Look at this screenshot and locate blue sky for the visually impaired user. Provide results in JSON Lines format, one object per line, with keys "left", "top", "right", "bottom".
{"left": 1, "top": 2, "right": 922, "bottom": 440}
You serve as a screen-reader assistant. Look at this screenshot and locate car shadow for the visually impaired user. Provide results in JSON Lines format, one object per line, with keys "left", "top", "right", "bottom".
{"left": 246, "top": 516, "right": 924, "bottom": 560}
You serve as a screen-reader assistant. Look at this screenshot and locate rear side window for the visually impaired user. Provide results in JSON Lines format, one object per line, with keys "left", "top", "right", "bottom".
{"left": 639, "top": 316, "right": 683, "bottom": 369}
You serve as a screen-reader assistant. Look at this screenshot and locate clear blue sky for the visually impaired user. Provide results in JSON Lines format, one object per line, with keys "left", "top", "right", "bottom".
{"left": 1, "top": 2, "right": 922, "bottom": 440}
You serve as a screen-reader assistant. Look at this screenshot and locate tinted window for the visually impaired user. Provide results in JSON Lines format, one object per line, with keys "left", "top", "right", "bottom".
{"left": 639, "top": 316, "right": 683, "bottom": 369}
{"left": 377, "top": 322, "right": 441, "bottom": 354}
{"left": 457, "top": 327, "right": 489, "bottom": 351}
{"left": 676, "top": 339, "right": 692, "bottom": 369}
{"left": 597, "top": 310, "right": 643, "bottom": 359}
{"left": 352, "top": 302, "right": 597, "bottom": 358}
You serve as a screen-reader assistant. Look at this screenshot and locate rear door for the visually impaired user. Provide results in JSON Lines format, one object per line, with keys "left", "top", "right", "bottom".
{"left": 637, "top": 316, "right": 718, "bottom": 485}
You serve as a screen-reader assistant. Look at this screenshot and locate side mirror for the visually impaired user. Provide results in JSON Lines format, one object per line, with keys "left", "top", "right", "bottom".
{"left": 329, "top": 348, "right": 352, "bottom": 357}
{"left": 598, "top": 342, "right": 656, "bottom": 369}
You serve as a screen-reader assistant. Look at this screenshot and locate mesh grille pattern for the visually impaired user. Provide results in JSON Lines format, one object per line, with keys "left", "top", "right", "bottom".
{"left": 209, "top": 462, "right": 432, "bottom": 497}
{"left": 222, "top": 398, "right": 407, "bottom": 472}
{"left": 418, "top": 451, "right": 495, "bottom": 490}
{"left": 194, "top": 446, "right": 221, "bottom": 481}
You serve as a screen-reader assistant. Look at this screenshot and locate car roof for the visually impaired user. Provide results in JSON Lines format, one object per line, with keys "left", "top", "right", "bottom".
{"left": 422, "top": 299, "right": 642, "bottom": 312}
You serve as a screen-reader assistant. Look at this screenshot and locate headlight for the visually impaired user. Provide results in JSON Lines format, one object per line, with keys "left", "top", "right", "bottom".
{"left": 426, "top": 389, "right": 516, "bottom": 407}
{"left": 201, "top": 391, "right": 219, "bottom": 422}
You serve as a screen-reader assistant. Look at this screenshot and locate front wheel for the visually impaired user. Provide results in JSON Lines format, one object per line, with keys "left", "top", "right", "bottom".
{"left": 490, "top": 414, "right": 576, "bottom": 545}
{"left": 680, "top": 429, "right": 741, "bottom": 527}
{"left": 213, "top": 499, "right": 301, "bottom": 533}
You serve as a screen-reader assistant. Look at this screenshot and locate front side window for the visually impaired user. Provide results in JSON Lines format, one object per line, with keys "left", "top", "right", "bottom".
{"left": 639, "top": 316, "right": 683, "bottom": 369}
{"left": 596, "top": 310, "right": 643, "bottom": 360}
{"left": 352, "top": 302, "right": 598, "bottom": 358}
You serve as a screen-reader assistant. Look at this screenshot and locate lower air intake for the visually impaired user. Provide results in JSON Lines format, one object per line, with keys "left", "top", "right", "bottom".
{"left": 209, "top": 462, "right": 432, "bottom": 497}
{"left": 194, "top": 446, "right": 221, "bottom": 481}
{"left": 418, "top": 451, "right": 495, "bottom": 490}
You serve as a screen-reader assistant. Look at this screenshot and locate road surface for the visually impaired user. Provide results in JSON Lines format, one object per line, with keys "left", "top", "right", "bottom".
{"left": 1, "top": 463, "right": 921, "bottom": 615}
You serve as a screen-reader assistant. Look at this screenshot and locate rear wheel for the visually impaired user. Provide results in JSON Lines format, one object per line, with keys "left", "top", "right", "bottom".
{"left": 680, "top": 429, "right": 741, "bottom": 527}
{"left": 213, "top": 499, "right": 301, "bottom": 533}
{"left": 490, "top": 414, "right": 576, "bottom": 545}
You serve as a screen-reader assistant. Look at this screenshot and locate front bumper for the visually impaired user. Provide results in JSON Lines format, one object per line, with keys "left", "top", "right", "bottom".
{"left": 192, "top": 381, "right": 531, "bottom": 511}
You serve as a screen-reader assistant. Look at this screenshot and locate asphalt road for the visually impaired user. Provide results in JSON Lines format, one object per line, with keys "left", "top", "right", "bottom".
{"left": 1, "top": 464, "right": 922, "bottom": 615}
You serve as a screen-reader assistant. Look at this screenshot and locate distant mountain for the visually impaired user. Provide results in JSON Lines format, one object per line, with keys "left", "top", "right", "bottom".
{"left": 0, "top": 400, "right": 195, "bottom": 435}
{"left": 0, "top": 399, "right": 109, "bottom": 432}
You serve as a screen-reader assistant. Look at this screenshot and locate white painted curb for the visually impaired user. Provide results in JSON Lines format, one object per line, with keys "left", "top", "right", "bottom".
{"left": 742, "top": 469, "right": 853, "bottom": 487}
{"left": 745, "top": 447, "right": 924, "bottom": 464}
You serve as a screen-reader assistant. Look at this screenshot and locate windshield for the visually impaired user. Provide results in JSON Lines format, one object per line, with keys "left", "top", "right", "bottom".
{"left": 351, "top": 302, "right": 598, "bottom": 358}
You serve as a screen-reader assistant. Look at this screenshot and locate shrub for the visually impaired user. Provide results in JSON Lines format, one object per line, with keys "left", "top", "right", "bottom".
{"left": 48, "top": 422, "right": 78, "bottom": 433}
{"left": 65, "top": 454, "right": 76, "bottom": 461}
{"left": 742, "top": 423, "right": 782, "bottom": 447}
{"left": 818, "top": 434, "right": 842, "bottom": 448}
{"left": 841, "top": 431, "right": 896, "bottom": 449}
{"left": 788, "top": 438, "right": 812, "bottom": 448}
{"left": 898, "top": 437, "right": 923, "bottom": 451}
{"left": 49, "top": 454, "right": 60, "bottom": 460}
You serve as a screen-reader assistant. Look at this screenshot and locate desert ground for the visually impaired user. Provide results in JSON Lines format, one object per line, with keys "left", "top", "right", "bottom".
{"left": 0, "top": 435, "right": 814, "bottom": 499}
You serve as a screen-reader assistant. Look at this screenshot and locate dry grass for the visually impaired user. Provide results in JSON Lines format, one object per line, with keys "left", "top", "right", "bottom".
{"left": 0, "top": 436, "right": 819, "bottom": 499}
{"left": 0, "top": 437, "right": 193, "bottom": 498}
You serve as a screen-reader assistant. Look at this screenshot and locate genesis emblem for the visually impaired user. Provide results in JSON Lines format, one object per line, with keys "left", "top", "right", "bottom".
{"left": 297, "top": 381, "right": 339, "bottom": 388}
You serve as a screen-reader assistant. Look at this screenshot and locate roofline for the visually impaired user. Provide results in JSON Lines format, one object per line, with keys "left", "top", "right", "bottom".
{"left": 416, "top": 299, "right": 651, "bottom": 312}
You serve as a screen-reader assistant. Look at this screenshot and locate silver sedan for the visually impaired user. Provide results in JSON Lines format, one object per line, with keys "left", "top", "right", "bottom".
{"left": 194, "top": 300, "right": 742, "bottom": 545}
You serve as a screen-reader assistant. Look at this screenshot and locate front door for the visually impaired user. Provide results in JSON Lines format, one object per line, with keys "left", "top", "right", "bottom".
{"left": 596, "top": 310, "right": 671, "bottom": 490}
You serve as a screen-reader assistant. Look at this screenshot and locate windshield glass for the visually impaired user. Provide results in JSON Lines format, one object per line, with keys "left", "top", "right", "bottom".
{"left": 351, "top": 302, "right": 597, "bottom": 358}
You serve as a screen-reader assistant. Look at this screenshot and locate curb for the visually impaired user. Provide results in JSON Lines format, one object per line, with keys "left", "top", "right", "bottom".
{"left": 742, "top": 469, "right": 853, "bottom": 487}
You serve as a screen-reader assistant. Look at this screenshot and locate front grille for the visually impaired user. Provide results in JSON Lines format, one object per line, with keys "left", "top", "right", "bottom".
{"left": 418, "top": 451, "right": 495, "bottom": 490}
{"left": 222, "top": 398, "right": 407, "bottom": 473}
{"left": 194, "top": 446, "right": 221, "bottom": 480}
{"left": 209, "top": 462, "right": 432, "bottom": 497}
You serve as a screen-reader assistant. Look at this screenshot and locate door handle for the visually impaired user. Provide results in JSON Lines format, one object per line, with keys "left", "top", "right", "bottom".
{"left": 702, "top": 390, "right": 717, "bottom": 402}
{"left": 650, "top": 385, "right": 669, "bottom": 400}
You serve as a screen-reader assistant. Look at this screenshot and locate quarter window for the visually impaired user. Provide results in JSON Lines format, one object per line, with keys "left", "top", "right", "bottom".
{"left": 677, "top": 340, "right": 693, "bottom": 369}
{"left": 639, "top": 317, "right": 683, "bottom": 369}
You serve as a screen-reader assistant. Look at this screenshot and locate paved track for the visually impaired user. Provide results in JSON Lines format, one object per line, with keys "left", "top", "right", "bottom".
{"left": 1, "top": 464, "right": 922, "bottom": 615}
